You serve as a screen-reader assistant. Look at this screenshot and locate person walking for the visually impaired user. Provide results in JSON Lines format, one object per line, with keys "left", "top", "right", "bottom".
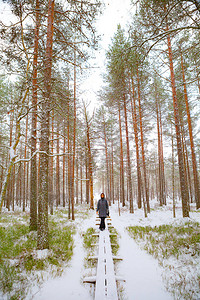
{"left": 96, "top": 193, "right": 109, "bottom": 231}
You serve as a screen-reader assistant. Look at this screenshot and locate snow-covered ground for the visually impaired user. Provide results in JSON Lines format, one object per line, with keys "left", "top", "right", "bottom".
{"left": 111, "top": 206, "right": 173, "bottom": 300}
{"left": 26, "top": 200, "right": 200, "bottom": 300}
{"left": 111, "top": 201, "right": 200, "bottom": 300}
{"left": 30, "top": 211, "right": 96, "bottom": 300}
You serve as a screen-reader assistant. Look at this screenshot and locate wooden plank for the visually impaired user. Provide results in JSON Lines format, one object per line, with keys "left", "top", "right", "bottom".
{"left": 84, "top": 217, "right": 120, "bottom": 299}
{"left": 83, "top": 276, "right": 96, "bottom": 283}
{"left": 104, "top": 229, "right": 118, "bottom": 300}
{"left": 95, "top": 230, "right": 107, "bottom": 299}
{"left": 95, "top": 229, "right": 118, "bottom": 300}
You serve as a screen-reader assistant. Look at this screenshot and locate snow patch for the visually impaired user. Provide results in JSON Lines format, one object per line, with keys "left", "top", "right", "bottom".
{"left": 32, "top": 249, "right": 50, "bottom": 260}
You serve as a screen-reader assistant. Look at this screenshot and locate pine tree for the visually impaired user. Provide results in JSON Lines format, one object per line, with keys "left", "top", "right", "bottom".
{"left": 37, "top": 0, "right": 55, "bottom": 250}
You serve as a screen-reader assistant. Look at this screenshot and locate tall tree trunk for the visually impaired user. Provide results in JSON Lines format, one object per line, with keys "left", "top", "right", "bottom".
{"left": 84, "top": 107, "right": 94, "bottom": 209}
{"left": 159, "top": 107, "right": 166, "bottom": 205}
{"left": 102, "top": 113, "right": 110, "bottom": 204}
{"left": 155, "top": 84, "right": 166, "bottom": 206}
{"left": 12, "top": 155, "right": 16, "bottom": 211}
{"left": 123, "top": 94, "right": 134, "bottom": 213}
{"left": 26, "top": 156, "right": 29, "bottom": 207}
{"left": 7, "top": 110, "right": 14, "bottom": 211}
{"left": 76, "top": 158, "right": 79, "bottom": 204}
{"left": 16, "top": 164, "right": 20, "bottom": 206}
{"left": 130, "top": 78, "right": 142, "bottom": 209}
{"left": 180, "top": 120, "right": 190, "bottom": 209}
{"left": 67, "top": 98, "right": 71, "bottom": 219}
{"left": 180, "top": 48, "right": 200, "bottom": 209}
{"left": 165, "top": 14, "right": 189, "bottom": 217}
{"left": 118, "top": 105, "right": 125, "bottom": 207}
{"left": 102, "top": 173, "right": 105, "bottom": 195}
{"left": 49, "top": 111, "right": 54, "bottom": 215}
{"left": 71, "top": 47, "right": 77, "bottom": 220}
{"left": 30, "top": 0, "right": 40, "bottom": 230}
{"left": 23, "top": 114, "right": 28, "bottom": 212}
{"left": 136, "top": 66, "right": 150, "bottom": 213}
{"left": 37, "top": 0, "right": 55, "bottom": 249}
{"left": 88, "top": 152, "right": 94, "bottom": 209}
{"left": 11, "top": 166, "right": 15, "bottom": 211}
{"left": 156, "top": 100, "right": 162, "bottom": 206}
{"left": 182, "top": 130, "right": 193, "bottom": 204}
{"left": 109, "top": 157, "right": 112, "bottom": 204}
{"left": 171, "top": 124, "right": 176, "bottom": 218}
{"left": 19, "top": 156, "right": 22, "bottom": 208}
{"left": 68, "top": 141, "right": 72, "bottom": 218}
{"left": 63, "top": 124, "right": 66, "bottom": 207}
{"left": 56, "top": 120, "right": 60, "bottom": 207}
{"left": 111, "top": 136, "right": 114, "bottom": 204}
{"left": 85, "top": 155, "right": 89, "bottom": 204}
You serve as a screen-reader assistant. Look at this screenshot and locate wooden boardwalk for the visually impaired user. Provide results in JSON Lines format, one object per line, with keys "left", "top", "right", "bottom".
{"left": 84, "top": 217, "right": 123, "bottom": 300}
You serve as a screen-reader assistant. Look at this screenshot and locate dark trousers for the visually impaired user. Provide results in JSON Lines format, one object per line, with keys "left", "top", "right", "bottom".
{"left": 100, "top": 217, "right": 106, "bottom": 230}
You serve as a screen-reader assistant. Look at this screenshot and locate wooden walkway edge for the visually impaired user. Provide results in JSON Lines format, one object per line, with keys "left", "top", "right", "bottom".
{"left": 83, "top": 217, "right": 124, "bottom": 300}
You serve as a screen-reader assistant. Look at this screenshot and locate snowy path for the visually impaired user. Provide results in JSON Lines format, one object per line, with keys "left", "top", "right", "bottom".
{"left": 31, "top": 213, "right": 95, "bottom": 300}
{"left": 30, "top": 205, "right": 173, "bottom": 300}
{"left": 110, "top": 205, "right": 173, "bottom": 300}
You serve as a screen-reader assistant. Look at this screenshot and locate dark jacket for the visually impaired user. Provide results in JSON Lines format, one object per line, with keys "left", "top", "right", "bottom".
{"left": 97, "top": 197, "right": 109, "bottom": 218}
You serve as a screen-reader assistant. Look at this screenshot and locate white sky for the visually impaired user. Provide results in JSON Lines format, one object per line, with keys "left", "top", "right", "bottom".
{"left": 80, "top": 0, "right": 133, "bottom": 111}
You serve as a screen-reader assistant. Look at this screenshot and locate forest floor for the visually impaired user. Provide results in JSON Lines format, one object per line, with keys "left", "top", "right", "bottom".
{"left": 0, "top": 199, "right": 200, "bottom": 300}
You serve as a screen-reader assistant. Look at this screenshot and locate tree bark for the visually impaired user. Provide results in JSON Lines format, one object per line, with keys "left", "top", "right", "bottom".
{"left": 130, "top": 78, "right": 142, "bottom": 209}
{"left": 118, "top": 104, "right": 125, "bottom": 207}
{"left": 155, "top": 83, "right": 166, "bottom": 206}
{"left": 63, "top": 123, "right": 66, "bottom": 207}
{"left": 136, "top": 66, "right": 150, "bottom": 213}
{"left": 111, "top": 135, "right": 115, "bottom": 204}
{"left": 102, "top": 113, "right": 110, "bottom": 204}
{"left": 182, "top": 128, "right": 193, "bottom": 204}
{"left": 171, "top": 125, "right": 176, "bottom": 218}
{"left": 180, "top": 48, "right": 200, "bottom": 209}
{"left": 71, "top": 47, "right": 77, "bottom": 220}
{"left": 76, "top": 158, "right": 79, "bottom": 204}
{"left": 37, "top": 0, "right": 55, "bottom": 249}
{"left": 56, "top": 120, "right": 60, "bottom": 207}
{"left": 30, "top": 0, "right": 40, "bottom": 230}
{"left": 84, "top": 107, "right": 94, "bottom": 209}
{"left": 165, "top": 13, "right": 189, "bottom": 217}
{"left": 85, "top": 154, "right": 89, "bottom": 204}
{"left": 49, "top": 111, "right": 54, "bottom": 215}
{"left": 67, "top": 98, "right": 71, "bottom": 219}
{"left": 159, "top": 107, "right": 166, "bottom": 205}
{"left": 7, "top": 111, "right": 14, "bottom": 211}
{"left": 123, "top": 94, "right": 134, "bottom": 213}
{"left": 23, "top": 114, "right": 28, "bottom": 212}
